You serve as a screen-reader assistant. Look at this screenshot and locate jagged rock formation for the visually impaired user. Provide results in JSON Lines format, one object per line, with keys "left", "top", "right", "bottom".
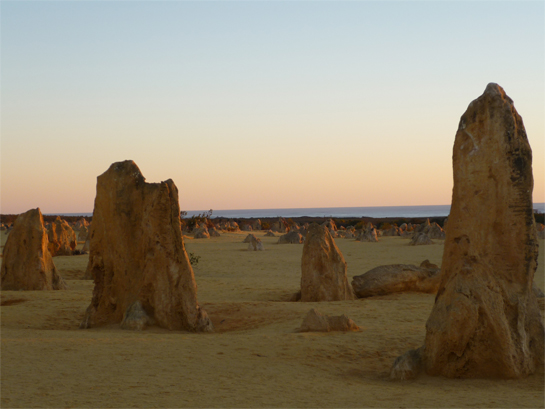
{"left": 264, "top": 230, "right": 276, "bottom": 237}
{"left": 298, "top": 309, "right": 360, "bottom": 332}
{"left": 391, "top": 83, "right": 544, "bottom": 380}
{"left": 1, "top": 208, "right": 67, "bottom": 290}
{"left": 351, "top": 260, "right": 440, "bottom": 298}
{"left": 47, "top": 216, "right": 77, "bottom": 256}
{"left": 300, "top": 223, "right": 354, "bottom": 302}
{"left": 80, "top": 160, "right": 212, "bottom": 332}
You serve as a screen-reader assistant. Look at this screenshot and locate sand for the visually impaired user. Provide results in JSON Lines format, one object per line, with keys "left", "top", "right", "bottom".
{"left": 1, "top": 229, "right": 544, "bottom": 408}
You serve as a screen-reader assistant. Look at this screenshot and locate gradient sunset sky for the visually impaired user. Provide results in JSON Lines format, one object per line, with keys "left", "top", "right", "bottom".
{"left": 1, "top": 1, "right": 544, "bottom": 214}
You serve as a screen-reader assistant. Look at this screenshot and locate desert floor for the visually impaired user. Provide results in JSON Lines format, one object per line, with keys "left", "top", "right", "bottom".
{"left": 1, "top": 230, "right": 544, "bottom": 408}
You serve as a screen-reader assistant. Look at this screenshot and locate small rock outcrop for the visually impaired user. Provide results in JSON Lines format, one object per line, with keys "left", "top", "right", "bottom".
{"left": 271, "top": 218, "right": 288, "bottom": 233}
{"left": 356, "top": 223, "right": 378, "bottom": 242}
{"left": 194, "top": 227, "right": 210, "bottom": 239}
{"left": 382, "top": 226, "right": 400, "bottom": 236}
{"left": 243, "top": 233, "right": 258, "bottom": 243}
{"left": 47, "top": 216, "right": 77, "bottom": 256}
{"left": 264, "top": 230, "right": 276, "bottom": 237}
{"left": 278, "top": 230, "right": 304, "bottom": 244}
{"left": 80, "top": 160, "right": 212, "bottom": 332}
{"left": 392, "top": 84, "right": 544, "bottom": 380}
{"left": 208, "top": 227, "right": 221, "bottom": 237}
{"left": 247, "top": 235, "right": 264, "bottom": 251}
{"left": 409, "top": 232, "right": 433, "bottom": 246}
{"left": 300, "top": 223, "right": 355, "bottom": 302}
{"left": 252, "top": 219, "right": 262, "bottom": 231}
{"left": 427, "top": 223, "right": 446, "bottom": 239}
{"left": 351, "top": 260, "right": 440, "bottom": 298}
{"left": 1, "top": 208, "right": 67, "bottom": 290}
{"left": 298, "top": 309, "right": 360, "bottom": 332}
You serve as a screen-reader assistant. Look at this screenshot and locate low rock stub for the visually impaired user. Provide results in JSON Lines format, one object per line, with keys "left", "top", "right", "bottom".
{"left": 80, "top": 160, "right": 213, "bottom": 332}
{"left": 393, "top": 84, "right": 544, "bottom": 379}
{"left": 351, "top": 260, "right": 440, "bottom": 298}
{"left": 278, "top": 230, "right": 304, "bottom": 244}
{"left": 409, "top": 232, "right": 433, "bottom": 246}
{"left": 47, "top": 216, "right": 77, "bottom": 256}
{"left": 247, "top": 235, "right": 264, "bottom": 251}
{"left": 300, "top": 223, "right": 355, "bottom": 302}
{"left": 1, "top": 208, "right": 67, "bottom": 291}
{"left": 298, "top": 309, "right": 360, "bottom": 332}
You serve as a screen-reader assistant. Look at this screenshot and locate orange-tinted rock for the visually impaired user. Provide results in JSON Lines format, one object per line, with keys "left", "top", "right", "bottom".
{"left": 300, "top": 223, "right": 354, "bottom": 302}
{"left": 392, "top": 84, "right": 544, "bottom": 380}
{"left": 351, "top": 260, "right": 440, "bottom": 298}
{"left": 80, "top": 160, "right": 212, "bottom": 332}
{"left": 47, "top": 216, "right": 77, "bottom": 256}
{"left": 1, "top": 208, "right": 67, "bottom": 290}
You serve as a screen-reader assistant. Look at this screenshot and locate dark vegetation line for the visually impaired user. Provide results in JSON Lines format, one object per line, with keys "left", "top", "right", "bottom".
{"left": 1, "top": 211, "right": 543, "bottom": 229}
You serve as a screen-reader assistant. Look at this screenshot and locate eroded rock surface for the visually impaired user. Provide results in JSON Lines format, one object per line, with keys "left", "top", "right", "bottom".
{"left": 351, "top": 260, "right": 440, "bottom": 298}
{"left": 47, "top": 216, "right": 77, "bottom": 256}
{"left": 1, "top": 208, "right": 67, "bottom": 290}
{"left": 300, "top": 223, "right": 354, "bottom": 302}
{"left": 392, "top": 83, "right": 544, "bottom": 380}
{"left": 80, "top": 160, "right": 212, "bottom": 332}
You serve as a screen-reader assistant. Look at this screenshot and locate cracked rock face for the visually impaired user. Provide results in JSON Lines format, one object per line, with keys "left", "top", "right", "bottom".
{"left": 1, "top": 208, "right": 67, "bottom": 291}
{"left": 422, "top": 83, "right": 544, "bottom": 378}
{"left": 80, "top": 160, "right": 212, "bottom": 332}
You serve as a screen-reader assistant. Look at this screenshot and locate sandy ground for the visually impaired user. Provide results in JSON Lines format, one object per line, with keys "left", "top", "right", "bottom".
{"left": 1, "top": 229, "right": 544, "bottom": 408}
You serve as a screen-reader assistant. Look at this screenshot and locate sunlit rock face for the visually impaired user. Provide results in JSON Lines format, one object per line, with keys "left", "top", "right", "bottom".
{"left": 1, "top": 208, "right": 67, "bottom": 291}
{"left": 423, "top": 84, "right": 544, "bottom": 378}
{"left": 47, "top": 216, "right": 77, "bottom": 256}
{"left": 391, "top": 83, "right": 543, "bottom": 380}
{"left": 80, "top": 160, "right": 212, "bottom": 332}
{"left": 300, "top": 223, "right": 354, "bottom": 302}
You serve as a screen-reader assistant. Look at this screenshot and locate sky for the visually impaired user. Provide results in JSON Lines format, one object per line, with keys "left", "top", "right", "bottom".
{"left": 1, "top": 1, "right": 544, "bottom": 214}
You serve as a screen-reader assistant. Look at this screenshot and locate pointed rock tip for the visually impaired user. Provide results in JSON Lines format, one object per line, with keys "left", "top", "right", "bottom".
{"left": 484, "top": 82, "right": 506, "bottom": 97}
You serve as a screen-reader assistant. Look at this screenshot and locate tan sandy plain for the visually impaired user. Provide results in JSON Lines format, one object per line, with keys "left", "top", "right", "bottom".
{"left": 1, "top": 229, "right": 544, "bottom": 408}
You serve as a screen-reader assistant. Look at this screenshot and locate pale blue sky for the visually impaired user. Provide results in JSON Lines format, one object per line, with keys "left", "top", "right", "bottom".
{"left": 1, "top": 1, "right": 544, "bottom": 213}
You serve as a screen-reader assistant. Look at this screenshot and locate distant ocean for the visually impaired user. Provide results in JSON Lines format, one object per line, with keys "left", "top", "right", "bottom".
{"left": 56, "top": 203, "right": 545, "bottom": 219}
